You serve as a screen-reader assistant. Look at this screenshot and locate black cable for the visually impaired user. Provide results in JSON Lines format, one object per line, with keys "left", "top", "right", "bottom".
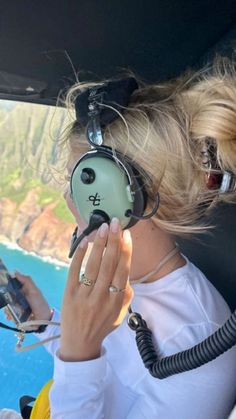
{"left": 127, "top": 307, "right": 236, "bottom": 379}
{"left": 0, "top": 321, "right": 33, "bottom": 333}
{"left": 68, "top": 210, "right": 110, "bottom": 258}
{"left": 125, "top": 193, "right": 160, "bottom": 220}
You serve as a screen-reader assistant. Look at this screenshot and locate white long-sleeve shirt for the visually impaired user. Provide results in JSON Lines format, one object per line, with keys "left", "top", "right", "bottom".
{"left": 38, "top": 256, "right": 236, "bottom": 419}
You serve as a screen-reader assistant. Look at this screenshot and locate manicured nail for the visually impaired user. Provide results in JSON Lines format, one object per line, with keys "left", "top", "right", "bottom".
{"left": 98, "top": 223, "right": 108, "bottom": 238}
{"left": 79, "top": 237, "right": 88, "bottom": 248}
{"left": 111, "top": 218, "right": 120, "bottom": 234}
{"left": 123, "top": 229, "right": 131, "bottom": 244}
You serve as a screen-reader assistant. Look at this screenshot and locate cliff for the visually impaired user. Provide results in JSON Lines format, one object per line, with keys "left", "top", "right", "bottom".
{"left": 0, "top": 99, "right": 77, "bottom": 263}
{"left": 0, "top": 189, "right": 76, "bottom": 264}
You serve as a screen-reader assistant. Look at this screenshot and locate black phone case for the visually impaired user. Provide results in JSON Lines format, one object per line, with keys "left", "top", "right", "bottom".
{"left": 0, "top": 260, "right": 32, "bottom": 323}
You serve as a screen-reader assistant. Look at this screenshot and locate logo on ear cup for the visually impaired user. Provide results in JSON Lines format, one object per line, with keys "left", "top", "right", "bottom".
{"left": 87, "top": 193, "right": 104, "bottom": 206}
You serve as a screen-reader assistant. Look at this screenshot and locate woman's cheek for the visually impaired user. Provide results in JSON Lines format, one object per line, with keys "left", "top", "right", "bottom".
{"left": 64, "top": 189, "right": 77, "bottom": 216}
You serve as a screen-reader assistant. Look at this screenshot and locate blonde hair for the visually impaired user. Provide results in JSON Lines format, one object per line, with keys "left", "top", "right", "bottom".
{"left": 63, "top": 56, "right": 236, "bottom": 237}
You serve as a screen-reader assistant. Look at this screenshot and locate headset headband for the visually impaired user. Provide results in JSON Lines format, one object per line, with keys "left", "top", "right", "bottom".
{"left": 68, "top": 77, "right": 159, "bottom": 258}
{"left": 75, "top": 77, "right": 138, "bottom": 145}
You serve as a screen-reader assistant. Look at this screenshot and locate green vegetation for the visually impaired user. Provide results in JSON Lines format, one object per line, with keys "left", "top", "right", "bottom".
{"left": 0, "top": 170, "right": 34, "bottom": 204}
{"left": 0, "top": 100, "right": 74, "bottom": 224}
{"left": 37, "top": 185, "right": 61, "bottom": 206}
{"left": 0, "top": 171, "right": 74, "bottom": 222}
{"left": 53, "top": 200, "right": 75, "bottom": 223}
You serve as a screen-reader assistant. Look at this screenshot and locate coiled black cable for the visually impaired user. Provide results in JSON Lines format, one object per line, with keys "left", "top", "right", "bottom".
{"left": 127, "top": 307, "right": 236, "bottom": 379}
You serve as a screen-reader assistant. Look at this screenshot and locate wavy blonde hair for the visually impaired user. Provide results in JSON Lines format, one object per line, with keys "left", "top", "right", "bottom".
{"left": 62, "top": 56, "right": 236, "bottom": 237}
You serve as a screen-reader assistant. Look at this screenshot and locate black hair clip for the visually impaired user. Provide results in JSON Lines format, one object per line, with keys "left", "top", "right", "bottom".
{"left": 75, "top": 77, "right": 138, "bottom": 146}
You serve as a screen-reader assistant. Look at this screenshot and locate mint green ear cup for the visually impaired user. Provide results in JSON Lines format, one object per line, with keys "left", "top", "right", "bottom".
{"left": 71, "top": 156, "right": 134, "bottom": 228}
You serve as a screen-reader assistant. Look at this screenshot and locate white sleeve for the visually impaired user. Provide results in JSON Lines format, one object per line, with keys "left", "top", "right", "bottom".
{"left": 48, "top": 322, "right": 236, "bottom": 419}
{"left": 49, "top": 349, "right": 107, "bottom": 419}
{"left": 34, "top": 308, "right": 61, "bottom": 356}
{"left": 229, "top": 406, "right": 236, "bottom": 419}
{"left": 127, "top": 322, "right": 236, "bottom": 419}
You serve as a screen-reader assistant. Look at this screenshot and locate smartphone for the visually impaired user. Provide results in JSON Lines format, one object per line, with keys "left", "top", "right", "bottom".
{"left": 0, "top": 259, "right": 32, "bottom": 324}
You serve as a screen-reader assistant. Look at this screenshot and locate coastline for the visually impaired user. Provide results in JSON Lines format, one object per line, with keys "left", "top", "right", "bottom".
{"left": 0, "top": 236, "right": 69, "bottom": 268}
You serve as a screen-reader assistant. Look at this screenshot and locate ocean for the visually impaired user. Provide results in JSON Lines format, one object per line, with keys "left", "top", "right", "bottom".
{"left": 0, "top": 242, "right": 68, "bottom": 412}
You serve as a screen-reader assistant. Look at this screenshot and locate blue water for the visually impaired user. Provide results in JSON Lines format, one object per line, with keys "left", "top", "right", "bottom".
{"left": 0, "top": 243, "right": 68, "bottom": 411}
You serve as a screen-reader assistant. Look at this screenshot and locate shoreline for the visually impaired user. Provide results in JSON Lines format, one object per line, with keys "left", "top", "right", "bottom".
{"left": 0, "top": 236, "right": 69, "bottom": 268}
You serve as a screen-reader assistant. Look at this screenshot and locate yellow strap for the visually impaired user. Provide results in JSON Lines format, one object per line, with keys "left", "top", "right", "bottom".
{"left": 30, "top": 379, "right": 53, "bottom": 419}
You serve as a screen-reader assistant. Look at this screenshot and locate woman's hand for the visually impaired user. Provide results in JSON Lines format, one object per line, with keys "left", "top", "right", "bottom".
{"left": 59, "top": 218, "right": 133, "bottom": 362}
{"left": 5, "top": 272, "right": 52, "bottom": 322}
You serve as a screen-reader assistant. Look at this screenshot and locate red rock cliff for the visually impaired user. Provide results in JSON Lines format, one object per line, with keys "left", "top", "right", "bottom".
{"left": 0, "top": 190, "right": 75, "bottom": 263}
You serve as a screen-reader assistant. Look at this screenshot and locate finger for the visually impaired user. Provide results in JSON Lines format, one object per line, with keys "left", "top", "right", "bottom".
{"left": 67, "top": 237, "right": 88, "bottom": 291}
{"left": 110, "top": 229, "right": 132, "bottom": 292}
{"left": 15, "top": 271, "right": 31, "bottom": 284}
{"left": 14, "top": 271, "right": 31, "bottom": 285}
{"left": 92, "top": 218, "right": 122, "bottom": 293}
{"left": 14, "top": 272, "right": 35, "bottom": 294}
{"left": 4, "top": 307, "right": 13, "bottom": 321}
{"left": 81, "top": 223, "right": 109, "bottom": 292}
{"left": 112, "top": 286, "right": 134, "bottom": 328}
{"left": 15, "top": 271, "right": 42, "bottom": 299}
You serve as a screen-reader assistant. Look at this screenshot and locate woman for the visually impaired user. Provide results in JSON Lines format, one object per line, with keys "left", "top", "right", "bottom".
{"left": 15, "top": 57, "right": 236, "bottom": 418}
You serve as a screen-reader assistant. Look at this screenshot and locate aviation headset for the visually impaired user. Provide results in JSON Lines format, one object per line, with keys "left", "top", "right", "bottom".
{"left": 67, "top": 77, "right": 236, "bottom": 379}
{"left": 68, "top": 77, "right": 159, "bottom": 257}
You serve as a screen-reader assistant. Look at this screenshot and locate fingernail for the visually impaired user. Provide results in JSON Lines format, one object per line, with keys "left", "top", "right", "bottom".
{"left": 123, "top": 229, "right": 131, "bottom": 244}
{"left": 111, "top": 218, "right": 120, "bottom": 234}
{"left": 98, "top": 223, "right": 108, "bottom": 238}
{"left": 79, "top": 237, "right": 88, "bottom": 249}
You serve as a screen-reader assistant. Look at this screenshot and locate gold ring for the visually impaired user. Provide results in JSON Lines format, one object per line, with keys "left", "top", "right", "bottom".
{"left": 109, "top": 285, "right": 126, "bottom": 293}
{"left": 79, "top": 273, "right": 94, "bottom": 287}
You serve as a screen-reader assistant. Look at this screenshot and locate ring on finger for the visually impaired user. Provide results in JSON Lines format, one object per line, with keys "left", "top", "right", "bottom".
{"left": 79, "top": 273, "right": 95, "bottom": 287}
{"left": 109, "top": 284, "right": 126, "bottom": 293}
